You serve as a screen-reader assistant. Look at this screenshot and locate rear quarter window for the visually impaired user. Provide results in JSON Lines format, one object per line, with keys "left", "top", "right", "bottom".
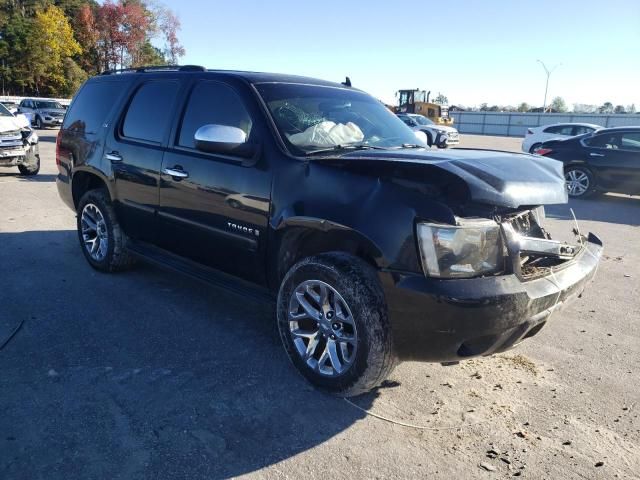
{"left": 63, "top": 81, "right": 128, "bottom": 134}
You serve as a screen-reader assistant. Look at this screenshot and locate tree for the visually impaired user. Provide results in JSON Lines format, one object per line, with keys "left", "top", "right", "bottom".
{"left": 573, "top": 103, "right": 598, "bottom": 114}
{"left": 599, "top": 102, "right": 614, "bottom": 114}
{"left": 479, "top": 103, "right": 489, "bottom": 111}
{"left": 550, "top": 96, "right": 567, "bottom": 113}
{"left": 433, "top": 93, "right": 448, "bottom": 105}
{"left": 614, "top": 105, "right": 626, "bottom": 114}
{"left": 26, "top": 5, "right": 82, "bottom": 94}
{"left": 628, "top": 104, "right": 637, "bottom": 114}
{"left": 155, "top": 6, "right": 184, "bottom": 64}
{"left": 517, "top": 102, "right": 530, "bottom": 112}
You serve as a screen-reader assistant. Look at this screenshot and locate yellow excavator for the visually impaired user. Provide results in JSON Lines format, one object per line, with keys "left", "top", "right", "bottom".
{"left": 394, "top": 89, "right": 454, "bottom": 126}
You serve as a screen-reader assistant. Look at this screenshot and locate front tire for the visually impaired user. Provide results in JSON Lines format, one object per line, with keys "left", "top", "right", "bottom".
{"left": 34, "top": 116, "right": 43, "bottom": 129}
{"left": 565, "top": 165, "right": 596, "bottom": 198}
{"left": 17, "top": 155, "right": 40, "bottom": 176}
{"left": 76, "top": 189, "right": 136, "bottom": 272}
{"left": 277, "top": 253, "right": 396, "bottom": 397}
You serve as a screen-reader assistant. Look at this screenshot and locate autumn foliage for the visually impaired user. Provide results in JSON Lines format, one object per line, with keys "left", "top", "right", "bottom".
{"left": 0, "top": 0, "right": 185, "bottom": 97}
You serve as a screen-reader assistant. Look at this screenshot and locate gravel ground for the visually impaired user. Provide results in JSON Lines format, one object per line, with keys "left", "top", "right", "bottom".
{"left": 1, "top": 131, "right": 638, "bottom": 479}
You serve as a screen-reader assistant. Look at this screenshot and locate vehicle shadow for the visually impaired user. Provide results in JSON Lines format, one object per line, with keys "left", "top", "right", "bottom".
{"left": 34, "top": 128, "right": 59, "bottom": 143}
{"left": 546, "top": 194, "right": 640, "bottom": 227}
{"left": 0, "top": 172, "right": 57, "bottom": 182}
{"left": 0, "top": 230, "right": 377, "bottom": 479}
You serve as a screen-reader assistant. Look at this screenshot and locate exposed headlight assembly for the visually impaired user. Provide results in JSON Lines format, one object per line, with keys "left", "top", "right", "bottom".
{"left": 416, "top": 220, "right": 504, "bottom": 278}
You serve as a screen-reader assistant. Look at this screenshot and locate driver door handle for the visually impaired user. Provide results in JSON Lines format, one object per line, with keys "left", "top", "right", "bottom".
{"left": 590, "top": 153, "right": 605, "bottom": 157}
{"left": 105, "top": 151, "right": 122, "bottom": 163}
{"left": 163, "top": 167, "right": 189, "bottom": 179}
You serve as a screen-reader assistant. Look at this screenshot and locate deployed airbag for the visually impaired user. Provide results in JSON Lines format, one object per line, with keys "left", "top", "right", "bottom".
{"left": 288, "top": 121, "right": 364, "bottom": 147}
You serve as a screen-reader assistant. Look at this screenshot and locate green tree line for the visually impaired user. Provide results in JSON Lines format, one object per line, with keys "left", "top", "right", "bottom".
{"left": 0, "top": 0, "right": 184, "bottom": 97}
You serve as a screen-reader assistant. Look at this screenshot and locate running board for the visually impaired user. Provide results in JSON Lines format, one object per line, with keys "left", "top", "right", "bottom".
{"left": 127, "top": 241, "right": 275, "bottom": 304}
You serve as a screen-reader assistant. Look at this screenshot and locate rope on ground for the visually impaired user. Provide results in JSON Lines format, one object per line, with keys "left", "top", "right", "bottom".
{"left": 343, "top": 397, "right": 487, "bottom": 431}
{"left": 0, "top": 318, "right": 25, "bottom": 351}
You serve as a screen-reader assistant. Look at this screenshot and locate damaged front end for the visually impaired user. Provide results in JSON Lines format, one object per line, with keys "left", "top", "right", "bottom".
{"left": 499, "top": 208, "right": 601, "bottom": 281}
{"left": 0, "top": 127, "right": 39, "bottom": 169}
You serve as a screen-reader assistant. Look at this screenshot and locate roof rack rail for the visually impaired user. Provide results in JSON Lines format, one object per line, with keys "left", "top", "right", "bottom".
{"left": 101, "top": 65, "right": 206, "bottom": 75}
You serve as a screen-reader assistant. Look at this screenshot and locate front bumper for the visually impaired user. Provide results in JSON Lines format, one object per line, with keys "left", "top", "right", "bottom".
{"left": 382, "top": 233, "right": 603, "bottom": 361}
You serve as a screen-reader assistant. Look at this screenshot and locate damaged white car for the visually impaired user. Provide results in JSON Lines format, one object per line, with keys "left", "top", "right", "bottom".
{"left": 0, "top": 102, "right": 40, "bottom": 176}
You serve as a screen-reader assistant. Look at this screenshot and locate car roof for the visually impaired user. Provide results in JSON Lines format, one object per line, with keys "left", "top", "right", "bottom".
{"left": 540, "top": 122, "right": 602, "bottom": 129}
{"left": 93, "top": 68, "right": 349, "bottom": 89}
{"left": 596, "top": 126, "right": 640, "bottom": 134}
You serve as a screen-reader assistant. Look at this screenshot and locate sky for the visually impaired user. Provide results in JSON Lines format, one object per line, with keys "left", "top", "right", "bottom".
{"left": 158, "top": 0, "right": 640, "bottom": 109}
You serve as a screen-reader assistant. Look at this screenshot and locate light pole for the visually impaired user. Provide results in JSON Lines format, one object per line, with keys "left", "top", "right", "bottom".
{"left": 537, "top": 60, "right": 561, "bottom": 113}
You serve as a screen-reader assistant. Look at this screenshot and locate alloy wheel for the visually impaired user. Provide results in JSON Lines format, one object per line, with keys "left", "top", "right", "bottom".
{"left": 565, "top": 169, "right": 590, "bottom": 196}
{"left": 80, "top": 203, "right": 109, "bottom": 261}
{"left": 287, "top": 280, "right": 358, "bottom": 377}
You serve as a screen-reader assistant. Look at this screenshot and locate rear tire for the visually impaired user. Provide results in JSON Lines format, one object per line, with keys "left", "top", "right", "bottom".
{"left": 529, "top": 143, "right": 542, "bottom": 153}
{"left": 277, "top": 253, "right": 396, "bottom": 397}
{"left": 565, "top": 165, "right": 596, "bottom": 198}
{"left": 76, "top": 189, "right": 136, "bottom": 272}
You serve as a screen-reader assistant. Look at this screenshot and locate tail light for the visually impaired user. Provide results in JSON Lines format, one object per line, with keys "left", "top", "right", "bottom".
{"left": 55, "top": 132, "right": 61, "bottom": 166}
{"left": 535, "top": 147, "right": 553, "bottom": 156}
{"left": 527, "top": 129, "right": 534, "bottom": 135}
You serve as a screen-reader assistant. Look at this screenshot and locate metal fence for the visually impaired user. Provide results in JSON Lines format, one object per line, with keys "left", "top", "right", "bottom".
{"left": 450, "top": 112, "right": 640, "bottom": 137}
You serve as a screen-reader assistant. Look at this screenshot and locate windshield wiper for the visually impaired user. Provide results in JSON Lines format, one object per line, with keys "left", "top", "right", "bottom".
{"left": 304, "top": 143, "right": 389, "bottom": 156}
{"left": 400, "top": 143, "right": 425, "bottom": 149}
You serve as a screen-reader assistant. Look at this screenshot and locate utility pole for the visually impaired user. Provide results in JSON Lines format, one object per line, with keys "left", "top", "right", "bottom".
{"left": 537, "top": 60, "right": 561, "bottom": 113}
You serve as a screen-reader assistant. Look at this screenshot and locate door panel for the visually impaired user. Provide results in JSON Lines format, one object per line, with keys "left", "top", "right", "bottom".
{"left": 585, "top": 133, "right": 640, "bottom": 193}
{"left": 106, "top": 78, "right": 182, "bottom": 241}
{"left": 157, "top": 80, "right": 271, "bottom": 284}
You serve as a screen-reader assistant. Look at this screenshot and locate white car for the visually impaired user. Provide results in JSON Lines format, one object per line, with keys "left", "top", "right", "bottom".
{"left": 397, "top": 113, "right": 460, "bottom": 148}
{"left": 522, "top": 123, "right": 601, "bottom": 153}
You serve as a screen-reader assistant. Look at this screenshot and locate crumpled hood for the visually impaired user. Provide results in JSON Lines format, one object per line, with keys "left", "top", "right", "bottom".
{"left": 326, "top": 148, "right": 568, "bottom": 208}
{"left": 0, "top": 115, "right": 29, "bottom": 132}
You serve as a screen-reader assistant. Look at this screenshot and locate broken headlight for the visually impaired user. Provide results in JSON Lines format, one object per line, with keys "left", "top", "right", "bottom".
{"left": 416, "top": 220, "right": 503, "bottom": 278}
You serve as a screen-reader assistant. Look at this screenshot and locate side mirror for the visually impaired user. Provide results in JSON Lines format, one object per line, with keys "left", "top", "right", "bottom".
{"left": 194, "top": 124, "right": 254, "bottom": 157}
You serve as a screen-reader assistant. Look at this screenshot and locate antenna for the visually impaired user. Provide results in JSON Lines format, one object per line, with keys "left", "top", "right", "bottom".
{"left": 342, "top": 77, "right": 352, "bottom": 87}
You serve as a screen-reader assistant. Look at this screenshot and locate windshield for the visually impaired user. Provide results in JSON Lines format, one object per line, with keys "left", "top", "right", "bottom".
{"left": 35, "top": 101, "right": 63, "bottom": 109}
{"left": 0, "top": 103, "right": 13, "bottom": 117}
{"left": 256, "top": 83, "right": 420, "bottom": 154}
{"left": 412, "top": 115, "right": 434, "bottom": 125}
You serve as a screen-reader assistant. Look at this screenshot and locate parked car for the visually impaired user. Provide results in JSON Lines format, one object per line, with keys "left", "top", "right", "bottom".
{"left": 56, "top": 66, "right": 602, "bottom": 396}
{"left": 0, "top": 102, "right": 40, "bottom": 175}
{"left": 537, "top": 126, "right": 640, "bottom": 197}
{"left": 397, "top": 113, "right": 460, "bottom": 148}
{"left": 1, "top": 101, "right": 19, "bottom": 114}
{"left": 522, "top": 123, "right": 601, "bottom": 153}
{"left": 18, "top": 98, "right": 66, "bottom": 128}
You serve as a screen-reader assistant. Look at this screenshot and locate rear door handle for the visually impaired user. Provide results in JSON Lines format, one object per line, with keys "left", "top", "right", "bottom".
{"left": 162, "top": 167, "right": 189, "bottom": 179}
{"left": 105, "top": 152, "right": 122, "bottom": 163}
{"left": 590, "top": 153, "right": 605, "bottom": 157}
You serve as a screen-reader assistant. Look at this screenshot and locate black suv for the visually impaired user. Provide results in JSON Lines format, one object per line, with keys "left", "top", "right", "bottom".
{"left": 56, "top": 66, "right": 603, "bottom": 396}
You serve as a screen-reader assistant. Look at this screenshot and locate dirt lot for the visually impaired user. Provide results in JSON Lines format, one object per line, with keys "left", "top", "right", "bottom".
{"left": 1, "top": 132, "right": 638, "bottom": 479}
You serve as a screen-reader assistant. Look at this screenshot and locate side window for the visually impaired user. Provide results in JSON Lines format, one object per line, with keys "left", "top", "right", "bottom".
{"left": 621, "top": 132, "right": 640, "bottom": 151}
{"left": 122, "top": 80, "right": 180, "bottom": 143}
{"left": 573, "top": 126, "right": 593, "bottom": 136}
{"left": 63, "top": 81, "right": 128, "bottom": 134}
{"left": 545, "top": 125, "right": 573, "bottom": 135}
{"left": 586, "top": 133, "right": 622, "bottom": 149}
{"left": 178, "top": 81, "right": 253, "bottom": 149}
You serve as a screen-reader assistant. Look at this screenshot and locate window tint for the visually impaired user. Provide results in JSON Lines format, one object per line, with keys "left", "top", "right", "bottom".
{"left": 123, "top": 80, "right": 180, "bottom": 143}
{"left": 178, "top": 81, "right": 252, "bottom": 149}
{"left": 621, "top": 132, "right": 640, "bottom": 151}
{"left": 544, "top": 125, "right": 574, "bottom": 135}
{"left": 63, "top": 81, "right": 127, "bottom": 134}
